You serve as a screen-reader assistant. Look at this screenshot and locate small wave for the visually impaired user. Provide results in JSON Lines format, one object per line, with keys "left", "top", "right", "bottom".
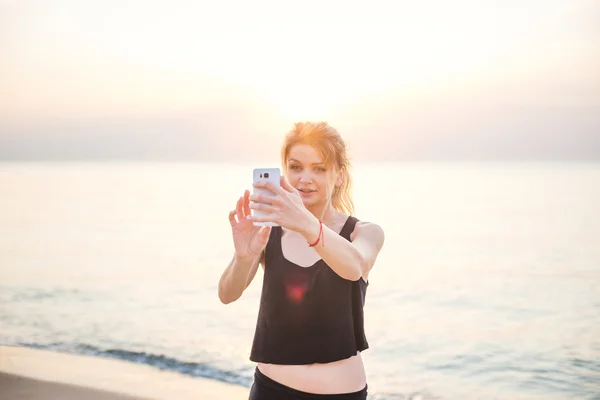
{"left": 19, "top": 342, "right": 252, "bottom": 387}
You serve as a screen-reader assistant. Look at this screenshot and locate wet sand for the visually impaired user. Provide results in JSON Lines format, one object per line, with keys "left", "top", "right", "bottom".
{"left": 0, "top": 345, "right": 249, "bottom": 400}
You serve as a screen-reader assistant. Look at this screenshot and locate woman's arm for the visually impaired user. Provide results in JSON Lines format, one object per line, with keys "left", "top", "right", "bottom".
{"left": 301, "top": 217, "right": 385, "bottom": 281}
{"left": 249, "top": 176, "right": 385, "bottom": 282}
{"left": 218, "top": 250, "right": 265, "bottom": 304}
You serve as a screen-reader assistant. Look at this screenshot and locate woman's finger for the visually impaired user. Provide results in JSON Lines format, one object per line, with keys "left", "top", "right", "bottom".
{"left": 280, "top": 175, "right": 298, "bottom": 194}
{"left": 250, "top": 202, "right": 277, "bottom": 214}
{"left": 253, "top": 180, "right": 285, "bottom": 196}
{"left": 228, "top": 210, "right": 237, "bottom": 227}
{"left": 250, "top": 193, "right": 281, "bottom": 206}
{"left": 236, "top": 196, "right": 244, "bottom": 220}
{"left": 249, "top": 193, "right": 262, "bottom": 203}
{"left": 250, "top": 213, "right": 278, "bottom": 223}
{"left": 243, "top": 190, "right": 251, "bottom": 217}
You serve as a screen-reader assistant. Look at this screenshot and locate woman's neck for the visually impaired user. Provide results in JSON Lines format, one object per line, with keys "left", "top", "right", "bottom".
{"left": 308, "top": 203, "right": 340, "bottom": 227}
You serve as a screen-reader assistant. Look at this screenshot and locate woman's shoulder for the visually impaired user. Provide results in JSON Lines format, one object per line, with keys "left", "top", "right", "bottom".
{"left": 349, "top": 217, "right": 384, "bottom": 244}
{"left": 346, "top": 213, "right": 381, "bottom": 230}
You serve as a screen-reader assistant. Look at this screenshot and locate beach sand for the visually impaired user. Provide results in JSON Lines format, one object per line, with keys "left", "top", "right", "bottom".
{"left": 0, "top": 345, "right": 250, "bottom": 400}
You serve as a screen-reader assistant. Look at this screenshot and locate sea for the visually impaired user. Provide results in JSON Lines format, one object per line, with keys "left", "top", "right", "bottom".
{"left": 1, "top": 161, "right": 598, "bottom": 400}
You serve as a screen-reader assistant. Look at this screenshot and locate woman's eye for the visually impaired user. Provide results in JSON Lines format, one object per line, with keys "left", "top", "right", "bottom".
{"left": 290, "top": 165, "right": 300, "bottom": 170}
{"left": 316, "top": 167, "right": 325, "bottom": 172}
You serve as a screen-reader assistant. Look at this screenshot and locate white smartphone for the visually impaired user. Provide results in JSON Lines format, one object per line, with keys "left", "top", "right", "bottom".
{"left": 252, "top": 168, "right": 281, "bottom": 227}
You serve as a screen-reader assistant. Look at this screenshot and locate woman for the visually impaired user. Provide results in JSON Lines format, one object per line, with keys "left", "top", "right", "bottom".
{"left": 218, "top": 121, "right": 385, "bottom": 399}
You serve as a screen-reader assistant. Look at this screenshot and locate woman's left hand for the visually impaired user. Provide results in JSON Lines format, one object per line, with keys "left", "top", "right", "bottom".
{"left": 249, "top": 175, "right": 315, "bottom": 233}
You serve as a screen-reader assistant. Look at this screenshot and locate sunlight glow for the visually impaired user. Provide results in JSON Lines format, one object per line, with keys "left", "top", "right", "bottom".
{"left": 0, "top": 0, "right": 591, "bottom": 123}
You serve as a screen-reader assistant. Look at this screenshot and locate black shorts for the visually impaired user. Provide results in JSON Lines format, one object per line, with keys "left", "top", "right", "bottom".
{"left": 249, "top": 367, "right": 368, "bottom": 400}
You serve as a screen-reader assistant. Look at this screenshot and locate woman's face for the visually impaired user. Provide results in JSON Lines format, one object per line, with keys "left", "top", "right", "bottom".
{"left": 285, "top": 144, "right": 340, "bottom": 208}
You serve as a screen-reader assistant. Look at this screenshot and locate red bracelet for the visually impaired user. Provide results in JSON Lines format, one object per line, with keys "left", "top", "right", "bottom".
{"left": 308, "top": 219, "right": 323, "bottom": 247}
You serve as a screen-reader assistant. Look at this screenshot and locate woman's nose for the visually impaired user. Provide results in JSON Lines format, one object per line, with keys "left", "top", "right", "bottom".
{"left": 299, "top": 174, "right": 313, "bottom": 183}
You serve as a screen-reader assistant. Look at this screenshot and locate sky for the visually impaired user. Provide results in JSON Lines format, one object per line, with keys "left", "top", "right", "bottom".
{"left": 1, "top": 0, "right": 599, "bottom": 162}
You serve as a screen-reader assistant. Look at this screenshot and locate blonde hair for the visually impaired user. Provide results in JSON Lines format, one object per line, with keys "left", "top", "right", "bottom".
{"left": 281, "top": 121, "right": 354, "bottom": 215}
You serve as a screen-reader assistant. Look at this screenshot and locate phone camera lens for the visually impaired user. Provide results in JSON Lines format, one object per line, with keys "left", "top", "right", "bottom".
{"left": 264, "top": 173, "right": 269, "bottom": 178}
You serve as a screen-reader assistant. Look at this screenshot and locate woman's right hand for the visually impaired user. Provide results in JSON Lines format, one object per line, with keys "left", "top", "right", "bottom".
{"left": 228, "top": 189, "right": 271, "bottom": 261}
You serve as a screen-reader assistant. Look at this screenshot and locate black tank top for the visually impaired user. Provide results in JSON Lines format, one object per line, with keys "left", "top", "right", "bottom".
{"left": 250, "top": 215, "right": 369, "bottom": 365}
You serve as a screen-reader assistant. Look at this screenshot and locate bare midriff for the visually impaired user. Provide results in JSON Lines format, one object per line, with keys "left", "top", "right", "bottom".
{"left": 257, "top": 351, "right": 366, "bottom": 394}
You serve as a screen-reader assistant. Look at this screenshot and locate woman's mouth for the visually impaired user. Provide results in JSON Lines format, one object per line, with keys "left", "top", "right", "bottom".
{"left": 298, "top": 189, "right": 316, "bottom": 197}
